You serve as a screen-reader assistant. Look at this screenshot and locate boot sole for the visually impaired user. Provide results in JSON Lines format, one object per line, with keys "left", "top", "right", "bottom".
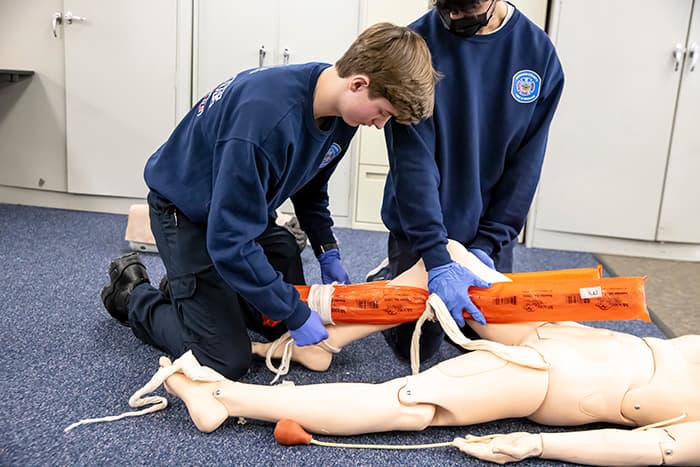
{"left": 100, "top": 281, "right": 129, "bottom": 326}
{"left": 101, "top": 255, "right": 143, "bottom": 326}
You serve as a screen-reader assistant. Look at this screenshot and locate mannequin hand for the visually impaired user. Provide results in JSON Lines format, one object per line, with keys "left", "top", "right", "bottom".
{"left": 428, "top": 262, "right": 491, "bottom": 326}
{"left": 469, "top": 248, "right": 495, "bottom": 270}
{"left": 318, "top": 249, "right": 350, "bottom": 284}
{"left": 289, "top": 310, "right": 328, "bottom": 347}
{"left": 453, "top": 433, "right": 543, "bottom": 464}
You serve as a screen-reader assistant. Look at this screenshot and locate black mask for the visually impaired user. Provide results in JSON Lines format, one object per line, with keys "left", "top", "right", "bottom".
{"left": 437, "top": 0, "right": 496, "bottom": 38}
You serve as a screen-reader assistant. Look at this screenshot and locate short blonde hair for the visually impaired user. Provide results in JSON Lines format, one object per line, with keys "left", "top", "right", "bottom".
{"left": 336, "top": 22, "right": 438, "bottom": 124}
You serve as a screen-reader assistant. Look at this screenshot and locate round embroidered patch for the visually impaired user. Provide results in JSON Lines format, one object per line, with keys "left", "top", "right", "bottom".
{"left": 511, "top": 69, "right": 541, "bottom": 103}
{"left": 319, "top": 142, "right": 341, "bottom": 168}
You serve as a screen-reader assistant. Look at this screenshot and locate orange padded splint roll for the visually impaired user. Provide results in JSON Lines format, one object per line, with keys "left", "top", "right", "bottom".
{"left": 295, "top": 282, "right": 429, "bottom": 325}
{"left": 468, "top": 276, "right": 649, "bottom": 323}
{"left": 292, "top": 267, "right": 650, "bottom": 325}
{"left": 505, "top": 264, "right": 602, "bottom": 281}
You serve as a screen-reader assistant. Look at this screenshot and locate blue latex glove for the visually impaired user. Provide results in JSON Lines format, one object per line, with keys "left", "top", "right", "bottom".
{"left": 289, "top": 310, "right": 328, "bottom": 346}
{"left": 427, "top": 261, "right": 491, "bottom": 326}
{"left": 318, "top": 248, "right": 351, "bottom": 284}
{"left": 469, "top": 248, "right": 495, "bottom": 270}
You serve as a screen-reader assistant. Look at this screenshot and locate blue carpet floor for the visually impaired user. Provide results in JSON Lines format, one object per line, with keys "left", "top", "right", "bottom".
{"left": 0, "top": 203, "right": 665, "bottom": 466}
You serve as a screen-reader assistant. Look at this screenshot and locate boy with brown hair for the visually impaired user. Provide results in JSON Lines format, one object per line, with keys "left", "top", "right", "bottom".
{"left": 100, "top": 22, "right": 437, "bottom": 380}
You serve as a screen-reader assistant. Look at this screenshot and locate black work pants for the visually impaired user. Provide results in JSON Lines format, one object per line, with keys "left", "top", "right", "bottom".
{"left": 128, "top": 191, "right": 304, "bottom": 380}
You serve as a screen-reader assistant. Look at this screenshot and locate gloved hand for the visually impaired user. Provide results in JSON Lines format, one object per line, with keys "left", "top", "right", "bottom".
{"left": 318, "top": 248, "right": 351, "bottom": 284}
{"left": 469, "top": 248, "right": 495, "bottom": 270}
{"left": 427, "top": 261, "right": 491, "bottom": 326}
{"left": 289, "top": 310, "right": 328, "bottom": 346}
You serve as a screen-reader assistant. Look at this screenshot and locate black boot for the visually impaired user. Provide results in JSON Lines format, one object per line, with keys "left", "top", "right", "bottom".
{"left": 100, "top": 252, "right": 149, "bottom": 326}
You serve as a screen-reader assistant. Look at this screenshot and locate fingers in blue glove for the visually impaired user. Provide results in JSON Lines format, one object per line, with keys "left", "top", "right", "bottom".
{"left": 289, "top": 310, "right": 328, "bottom": 347}
{"left": 469, "top": 248, "right": 495, "bottom": 270}
{"left": 318, "top": 248, "right": 351, "bottom": 284}
{"left": 464, "top": 276, "right": 490, "bottom": 325}
{"left": 463, "top": 299, "right": 487, "bottom": 326}
{"left": 428, "top": 261, "right": 491, "bottom": 327}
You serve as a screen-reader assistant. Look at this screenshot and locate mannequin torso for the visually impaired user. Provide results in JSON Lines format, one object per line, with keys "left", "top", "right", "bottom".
{"left": 621, "top": 336, "right": 700, "bottom": 426}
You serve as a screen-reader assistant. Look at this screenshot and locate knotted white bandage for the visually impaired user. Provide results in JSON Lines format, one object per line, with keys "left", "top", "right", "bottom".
{"left": 64, "top": 351, "right": 224, "bottom": 432}
{"left": 307, "top": 283, "right": 335, "bottom": 325}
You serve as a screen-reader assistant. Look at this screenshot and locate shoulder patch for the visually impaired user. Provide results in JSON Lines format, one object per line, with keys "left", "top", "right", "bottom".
{"left": 319, "top": 143, "right": 342, "bottom": 168}
{"left": 208, "top": 77, "right": 234, "bottom": 109}
{"left": 511, "top": 69, "right": 541, "bottom": 104}
{"left": 195, "top": 92, "right": 210, "bottom": 117}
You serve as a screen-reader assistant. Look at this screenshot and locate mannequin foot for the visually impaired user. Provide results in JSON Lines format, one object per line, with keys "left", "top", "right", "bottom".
{"left": 161, "top": 358, "right": 229, "bottom": 433}
{"left": 251, "top": 340, "right": 334, "bottom": 372}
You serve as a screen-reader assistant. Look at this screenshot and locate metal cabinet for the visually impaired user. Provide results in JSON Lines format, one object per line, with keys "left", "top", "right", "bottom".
{"left": 0, "top": 0, "right": 67, "bottom": 192}
{"left": 0, "top": 0, "right": 189, "bottom": 201}
{"left": 528, "top": 0, "right": 700, "bottom": 259}
{"left": 657, "top": 3, "right": 700, "bottom": 243}
{"left": 64, "top": 0, "right": 184, "bottom": 197}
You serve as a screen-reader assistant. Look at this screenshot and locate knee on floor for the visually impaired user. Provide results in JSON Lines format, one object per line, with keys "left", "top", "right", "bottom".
{"left": 190, "top": 347, "right": 252, "bottom": 381}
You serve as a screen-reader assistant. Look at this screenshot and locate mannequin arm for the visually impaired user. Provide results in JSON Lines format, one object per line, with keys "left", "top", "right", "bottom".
{"left": 540, "top": 422, "right": 700, "bottom": 466}
{"left": 454, "top": 422, "right": 700, "bottom": 465}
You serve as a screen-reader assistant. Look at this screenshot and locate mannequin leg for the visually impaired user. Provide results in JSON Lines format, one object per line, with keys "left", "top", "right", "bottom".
{"left": 163, "top": 355, "right": 432, "bottom": 435}
{"left": 251, "top": 323, "right": 395, "bottom": 371}
{"left": 402, "top": 350, "right": 548, "bottom": 426}
{"left": 163, "top": 349, "right": 548, "bottom": 436}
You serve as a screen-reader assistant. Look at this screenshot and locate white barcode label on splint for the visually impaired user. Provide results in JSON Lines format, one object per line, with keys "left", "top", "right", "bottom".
{"left": 580, "top": 286, "right": 603, "bottom": 299}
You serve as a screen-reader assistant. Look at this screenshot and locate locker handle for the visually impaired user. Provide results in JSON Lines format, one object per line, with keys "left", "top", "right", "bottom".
{"left": 259, "top": 45, "right": 267, "bottom": 68}
{"left": 689, "top": 43, "right": 698, "bottom": 72}
{"left": 52, "top": 12, "right": 62, "bottom": 38}
{"left": 364, "top": 171, "right": 387, "bottom": 180}
{"left": 673, "top": 43, "right": 686, "bottom": 72}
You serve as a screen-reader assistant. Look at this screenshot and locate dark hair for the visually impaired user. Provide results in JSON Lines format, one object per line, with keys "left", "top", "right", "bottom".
{"left": 433, "top": 0, "right": 488, "bottom": 13}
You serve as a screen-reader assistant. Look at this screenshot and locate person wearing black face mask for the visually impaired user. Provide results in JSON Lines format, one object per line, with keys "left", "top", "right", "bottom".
{"left": 436, "top": 0, "right": 498, "bottom": 37}
{"left": 368, "top": 0, "right": 566, "bottom": 363}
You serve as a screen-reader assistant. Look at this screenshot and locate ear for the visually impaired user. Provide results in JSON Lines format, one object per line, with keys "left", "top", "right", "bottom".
{"left": 348, "top": 74, "right": 370, "bottom": 92}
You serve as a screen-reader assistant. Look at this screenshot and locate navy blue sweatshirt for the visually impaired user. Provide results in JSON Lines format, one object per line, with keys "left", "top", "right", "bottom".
{"left": 382, "top": 6, "right": 564, "bottom": 270}
{"left": 144, "top": 63, "right": 356, "bottom": 329}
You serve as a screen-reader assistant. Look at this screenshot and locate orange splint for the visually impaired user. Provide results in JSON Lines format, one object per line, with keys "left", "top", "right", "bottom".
{"left": 289, "top": 266, "right": 650, "bottom": 325}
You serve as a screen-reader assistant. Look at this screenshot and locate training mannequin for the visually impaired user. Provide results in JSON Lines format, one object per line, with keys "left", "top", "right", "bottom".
{"left": 162, "top": 324, "right": 700, "bottom": 465}
{"left": 157, "top": 241, "right": 700, "bottom": 465}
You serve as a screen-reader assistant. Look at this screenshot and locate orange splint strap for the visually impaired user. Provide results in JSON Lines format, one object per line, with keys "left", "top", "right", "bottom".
{"left": 291, "top": 267, "right": 650, "bottom": 325}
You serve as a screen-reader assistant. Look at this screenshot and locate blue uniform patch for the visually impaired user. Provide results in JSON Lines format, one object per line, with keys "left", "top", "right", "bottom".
{"left": 511, "top": 70, "right": 541, "bottom": 103}
{"left": 209, "top": 78, "right": 233, "bottom": 108}
{"left": 319, "top": 142, "right": 341, "bottom": 168}
{"left": 195, "top": 92, "right": 210, "bottom": 117}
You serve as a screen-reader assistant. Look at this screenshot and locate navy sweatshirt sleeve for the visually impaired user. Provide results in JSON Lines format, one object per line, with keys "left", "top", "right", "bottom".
{"left": 207, "top": 138, "right": 311, "bottom": 330}
{"left": 383, "top": 119, "right": 451, "bottom": 270}
{"left": 290, "top": 154, "right": 344, "bottom": 253}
